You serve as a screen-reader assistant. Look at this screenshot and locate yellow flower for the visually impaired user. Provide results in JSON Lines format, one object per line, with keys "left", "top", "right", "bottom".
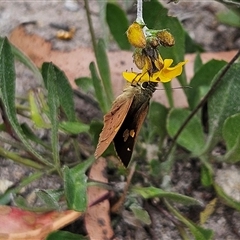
{"left": 123, "top": 59, "right": 187, "bottom": 83}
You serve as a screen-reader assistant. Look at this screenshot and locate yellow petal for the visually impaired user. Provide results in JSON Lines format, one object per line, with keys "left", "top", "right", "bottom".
{"left": 161, "top": 61, "right": 187, "bottom": 81}
{"left": 122, "top": 72, "right": 138, "bottom": 83}
{"left": 123, "top": 71, "right": 151, "bottom": 83}
{"left": 163, "top": 59, "right": 173, "bottom": 68}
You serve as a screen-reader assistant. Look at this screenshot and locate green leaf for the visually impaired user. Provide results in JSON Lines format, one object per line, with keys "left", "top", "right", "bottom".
{"left": 205, "top": 63, "right": 240, "bottom": 152}
{"left": 60, "top": 121, "right": 90, "bottom": 134}
{"left": 0, "top": 37, "right": 43, "bottom": 84}
{"left": 15, "top": 195, "right": 55, "bottom": 212}
{"left": 222, "top": 113, "right": 240, "bottom": 163}
{"left": 215, "top": 0, "right": 240, "bottom": 16}
{"left": 130, "top": 205, "right": 151, "bottom": 225}
{"left": 185, "top": 31, "right": 204, "bottom": 53}
{"left": 44, "top": 62, "right": 60, "bottom": 167}
{"left": 43, "top": 63, "right": 76, "bottom": 121}
{"left": 28, "top": 89, "right": 50, "bottom": 128}
{"left": 132, "top": 186, "right": 202, "bottom": 206}
{"left": 75, "top": 77, "right": 93, "bottom": 92}
{"left": 0, "top": 37, "right": 51, "bottom": 166}
{"left": 96, "top": 39, "right": 114, "bottom": 106}
{"left": 214, "top": 183, "right": 240, "bottom": 211}
{"left": 52, "top": 65, "right": 76, "bottom": 122}
{"left": 21, "top": 123, "right": 51, "bottom": 149}
{"left": 106, "top": 3, "right": 131, "bottom": 50}
{"left": 165, "top": 200, "right": 214, "bottom": 240}
{"left": 47, "top": 231, "right": 89, "bottom": 240}
{"left": 217, "top": 9, "right": 240, "bottom": 27}
{"left": 223, "top": 113, "right": 240, "bottom": 149}
{"left": 90, "top": 62, "right": 109, "bottom": 113}
{"left": 188, "top": 60, "right": 226, "bottom": 109}
{"left": 200, "top": 164, "right": 213, "bottom": 187}
{"left": 167, "top": 108, "right": 205, "bottom": 155}
{"left": 63, "top": 156, "right": 95, "bottom": 211}
{"left": 194, "top": 52, "right": 203, "bottom": 74}
{"left": 147, "top": 101, "right": 168, "bottom": 146}
{"left": 36, "top": 189, "right": 64, "bottom": 210}
{"left": 89, "top": 120, "right": 104, "bottom": 147}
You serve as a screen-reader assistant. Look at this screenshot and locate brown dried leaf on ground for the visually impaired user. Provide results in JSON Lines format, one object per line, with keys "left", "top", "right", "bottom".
{"left": 85, "top": 157, "right": 114, "bottom": 240}
{"left": 9, "top": 25, "right": 238, "bottom": 108}
{"left": 0, "top": 206, "right": 81, "bottom": 240}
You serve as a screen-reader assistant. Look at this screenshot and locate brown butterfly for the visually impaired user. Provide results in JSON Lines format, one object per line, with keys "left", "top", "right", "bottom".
{"left": 95, "top": 81, "right": 157, "bottom": 167}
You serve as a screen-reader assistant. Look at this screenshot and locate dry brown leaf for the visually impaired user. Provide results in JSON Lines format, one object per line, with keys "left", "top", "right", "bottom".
{"left": 0, "top": 206, "right": 81, "bottom": 240}
{"left": 9, "top": 25, "right": 238, "bottom": 108}
{"left": 85, "top": 157, "right": 114, "bottom": 240}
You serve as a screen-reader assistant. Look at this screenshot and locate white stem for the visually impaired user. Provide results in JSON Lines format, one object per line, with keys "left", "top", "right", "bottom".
{"left": 136, "top": 0, "right": 145, "bottom": 25}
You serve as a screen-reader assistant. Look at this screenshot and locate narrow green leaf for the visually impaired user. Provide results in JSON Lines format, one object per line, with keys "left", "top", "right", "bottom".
{"left": 163, "top": 82, "right": 174, "bottom": 108}
{"left": 0, "top": 37, "right": 43, "bottom": 84}
{"left": 0, "top": 171, "right": 44, "bottom": 205}
{"left": 15, "top": 195, "right": 54, "bottom": 212}
{"left": 0, "top": 145, "right": 44, "bottom": 170}
{"left": 217, "top": 9, "right": 240, "bottom": 27}
{"left": 0, "top": 37, "right": 51, "bottom": 166}
{"left": 214, "top": 183, "right": 240, "bottom": 211}
{"left": 96, "top": 39, "right": 113, "bottom": 106}
{"left": 223, "top": 113, "right": 240, "bottom": 149}
{"left": 215, "top": 0, "right": 240, "bottom": 15}
{"left": 167, "top": 108, "right": 205, "bottom": 155}
{"left": 106, "top": 3, "right": 131, "bottom": 50}
{"left": 47, "top": 231, "right": 89, "bottom": 240}
{"left": 44, "top": 62, "right": 60, "bottom": 168}
{"left": 75, "top": 77, "right": 93, "bottom": 92}
{"left": 36, "top": 189, "right": 64, "bottom": 210}
{"left": 223, "top": 113, "right": 240, "bottom": 163}
{"left": 60, "top": 121, "right": 90, "bottom": 134}
{"left": 194, "top": 52, "right": 203, "bottom": 74}
{"left": 89, "top": 120, "right": 104, "bottom": 147}
{"left": 21, "top": 123, "right": 51, "bottom": 150}
{"left": 28, "top": 89, "right": 50, "bottom": 128}
{"left": 130, "top": 205, "right": 151, "bottom": 225}
{"left": 53, "top": 65, "right": 76, "bottom": 121}
{"left": 200, "top": 164, "right": 213, "bottom": 187}
{"left": 188, "top": 60, "right": 226, "bottom": 109}
{"left": 205, "top": 63, "right": 240, "bottom": 152}
{"left": 63, "top": 156, "right": 95, "bottom": 211}
{"left": 165, "top": 200, "right": 214, "bottom": 240}
{"left": 185, "top": 31, "right": 204, "bottom": 53}
{"left": 132, "top": 186, "right": 202, "bottom": 206}
{"left": 90, "top": 62, "right": 109, "bottom": 113}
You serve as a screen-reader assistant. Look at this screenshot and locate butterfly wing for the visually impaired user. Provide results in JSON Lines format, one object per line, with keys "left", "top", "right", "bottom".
{"left": 94, "top": 91, "right": 134, "bottom": 159}
{"left": 113, "top": 99, "right": 150, "bottom": 167}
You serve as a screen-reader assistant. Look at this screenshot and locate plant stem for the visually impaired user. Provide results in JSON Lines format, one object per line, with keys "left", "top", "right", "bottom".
{"left": 83, "top": 0, "right": 97, "bottom": 54}
{"left": 136, "top": 0, "right": 145, "bottom": 25}
{"left": 0, "top": 145, "right": 44, "bottom": 169}
{"left": 164, "top": 49, "right": 240, "bottom": 159}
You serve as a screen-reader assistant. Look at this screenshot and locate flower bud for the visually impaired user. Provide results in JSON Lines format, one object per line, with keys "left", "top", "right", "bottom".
{"left": 133, "top": 49, "right": 146, "bottom": 69}
{"left": 156, "top": 30, "right": 175, "bottom": 47}
{"left": 126, "top": 22, "right": 146, "bottom": 48}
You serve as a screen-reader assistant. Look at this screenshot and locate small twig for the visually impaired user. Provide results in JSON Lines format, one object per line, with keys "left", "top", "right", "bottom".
{"left": 164, "top": 50, "right": 240, "bottom": 159}
{"left": 151, "top": 199, "right": 183, "bottom": 227}
{"left": 111, "top": 162, "right": 136, "bottom": 213}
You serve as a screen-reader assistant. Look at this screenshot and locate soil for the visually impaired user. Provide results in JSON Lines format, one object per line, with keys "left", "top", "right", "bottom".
{"left": 0, "top": 1, "right": 240, "bottom": 240}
